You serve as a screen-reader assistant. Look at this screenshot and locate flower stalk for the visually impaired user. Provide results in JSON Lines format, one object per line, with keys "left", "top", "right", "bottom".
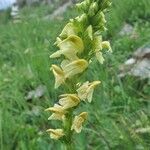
{"left": 46, "top": 0, "right": 112, "bottom": 149}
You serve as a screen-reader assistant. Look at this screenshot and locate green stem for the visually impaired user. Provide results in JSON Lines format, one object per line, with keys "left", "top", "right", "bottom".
{"left": 63, "top": 110, "right": 74, "bottom": 150}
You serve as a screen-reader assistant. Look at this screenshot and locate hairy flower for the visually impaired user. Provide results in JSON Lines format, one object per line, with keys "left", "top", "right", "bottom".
{"left": 50, "top": 35, "right": 84, "bottom": 60}
{"left": 77, "top": 81, "right": 101, "bottom": 103}
{"left": 51, "top": 65, "right": 65, "bottom": 88}
{"left": 71, "top": 112, "right": 88, "bottom": 133}
{"left": 59, "top": 94, "right": 80, "bottom": 109}
{"left": 47, "top": 129, "right": 64, "bottom": 140}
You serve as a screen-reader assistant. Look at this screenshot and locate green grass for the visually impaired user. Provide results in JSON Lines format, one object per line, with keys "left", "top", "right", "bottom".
{"left": 0, "top": 0, "right": 150, "bottom": 149}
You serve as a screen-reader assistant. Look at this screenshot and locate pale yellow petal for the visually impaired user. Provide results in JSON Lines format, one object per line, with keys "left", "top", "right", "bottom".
{"left": 46, "top": 104, "right": 66, "bottom": 121}
{"left": 50, "top": 35, "right": 84, "bottom": 60}
{"left": 63, "top": 59, "right": 88, "bottom": 78}
{"left": 86, "top": 81, "right": 101, "bottom": 102}
{"left": 59, "top": 94, "right": 80, "bottom": 109}
{"left": 77, "top": 81, "right": 89, "bottom": 101}
{"left": 71, "top": 112, "right": 88, "bottom": 133}
{"left": 51, "top": 65, "right": 65, "bottom": 88}
{"left": 86, "top": 88, "right": 94, "bottom": 103}
{"left": 48, "top": 113, "right": 65, "bottom": 121}
{"left": 77, "top": 81, "right": 101, "bottom": 102}
{"left": 47, "top": 129, "right": 64, "bottom": 140}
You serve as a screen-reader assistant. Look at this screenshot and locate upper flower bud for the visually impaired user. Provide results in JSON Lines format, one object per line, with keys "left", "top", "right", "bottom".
{"left": 88, "top": 2, "right": 98, "bottom": 17}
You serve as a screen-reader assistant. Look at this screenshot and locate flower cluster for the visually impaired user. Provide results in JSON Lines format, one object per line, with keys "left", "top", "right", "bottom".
{"left": 46, "top": 0, "right": 112, "bottom": 146}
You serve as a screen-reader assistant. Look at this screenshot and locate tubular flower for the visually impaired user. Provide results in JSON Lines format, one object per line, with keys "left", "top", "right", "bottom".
{"left": 45, "top": 104, "right": 66, "bottom": 121}
{"left": 77, "top": 81, "right": 101, "bottom": 103}
{"left": 51, "top": 65, "right": 65, "bottom": 89}
{"left": 47, "top": 129, "right": 64, "bottom": 140}
{"left": 71, "top": 112, "right": 88, "bottom": 133}
{"left": 63, "top": 59, "right": 88, "bottom": 78}
{"left": 59, "top": 94, "right": 80, "bottom": 109}
{"left": 50, "top": 35, "right": 84, "bottom": 61}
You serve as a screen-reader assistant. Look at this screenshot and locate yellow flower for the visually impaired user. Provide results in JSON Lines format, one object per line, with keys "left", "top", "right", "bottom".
{"left": 59, "top": 23, "right": 77, "bottom": 38}
{"left": 47, "top": 129, "right": 64, "bottom": 140}
{"left": 51, "top": 65, "right": 65, "bottom": 89}
{"left": 62, "top": 59, "right": 88, "bottom": 78}
{"left": 77, "top": 81, "right": 101, "bottom": 103}
{"left": 45, "top": 104, "right": 66, "bottom": 120}
{"left": 102, "top": 41, "right": 112, "bottom": 52}
{"left": 71, "top": 112, "right": 88, "bottom": 133}
{"left": 50, "top": 35, "right": 84, "bottom": 61}
{"left": 59, "top": 94, "right": 80, "bottom": 109}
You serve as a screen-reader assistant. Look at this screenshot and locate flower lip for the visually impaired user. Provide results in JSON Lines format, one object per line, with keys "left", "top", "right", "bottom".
{"left": 46, "top": 129, "right": 64, "bottom": 140}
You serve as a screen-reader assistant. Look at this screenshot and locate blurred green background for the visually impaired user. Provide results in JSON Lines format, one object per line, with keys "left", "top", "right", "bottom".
{"left": 0, "top": 0, "right": 150, "bottom": 149}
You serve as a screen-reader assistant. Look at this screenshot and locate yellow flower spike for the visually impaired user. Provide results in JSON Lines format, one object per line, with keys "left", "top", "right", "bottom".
{"left": 102, "top": 41, "right": 112, "bottom": 52}
{"left": 50, "top": 35, "right": 84, "bottom": 60}
{"left": 63, "top": 59, "right": 88, "bottom": 78}
{"left": 51, "top": 65, "right": 65, "bottom": 89}
{"left": 59, "top": 94, "right": 80, "bottom": 109}
{"left": 47, "top": 129, "right": 64, "bottom": 140}
{"left": 71, "top": 112, "right": 88, "bottom": 133}
{"left": 77, "top": 81, "right": 101, "bottom": 103}
{"left": 59, "top": 23, "right": 77, "bottom": 38}
{"left": 45, "top": 104, "right": 66, "bottom": 121}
